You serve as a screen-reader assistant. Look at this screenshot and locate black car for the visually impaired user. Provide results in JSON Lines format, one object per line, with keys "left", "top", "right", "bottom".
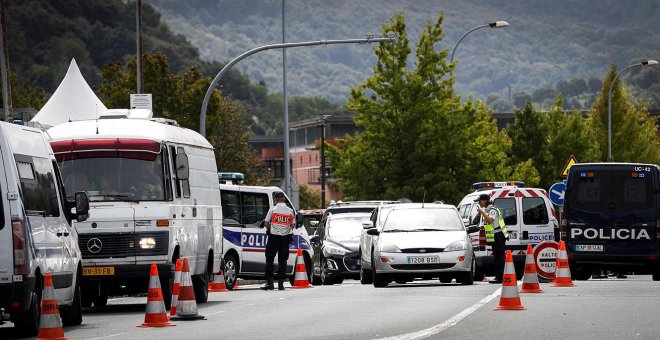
{"left": 310, "top": 201, "right": 398, "bottom": 285}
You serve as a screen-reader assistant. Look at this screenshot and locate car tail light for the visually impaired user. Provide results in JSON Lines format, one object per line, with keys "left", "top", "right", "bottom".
{"left": 478, "top": 228, "right": 486, "bottom": 247}
{"left": 12, "top": 218, "right": 27, "bottom": 275}
{"left": 560, "top": 210, "right": 568, "bottom": 240}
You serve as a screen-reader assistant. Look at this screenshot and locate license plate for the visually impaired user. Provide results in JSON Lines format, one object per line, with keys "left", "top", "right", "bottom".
{"left": 508, "top": 232, "right": 518, "bottom": 240}
{"left": 575, "top": 245, "right": 603, "bottom": 252}
{"left": 406, "top": 256, "right": 439, "bottom": 264}
{"left": 83, "top": 267, "right": 115, "bottom": 276}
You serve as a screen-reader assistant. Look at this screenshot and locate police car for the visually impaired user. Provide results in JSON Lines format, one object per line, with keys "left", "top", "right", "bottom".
{"left": 457, "top": 181, "right": 559, "bottom": 278}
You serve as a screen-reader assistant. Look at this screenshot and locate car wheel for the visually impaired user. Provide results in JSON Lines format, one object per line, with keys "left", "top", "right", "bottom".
{"left": 439, "top": 277, "right": 453, "bottom": 284}
{"left": 459, "top": 258, "right": 475, "bottom": 285}
{"left": 14, "top": 290, "right": 40, "bottom": 336}
{"left": 360, "top": 266, "right": 373, "bottom": 284}
{"left": 333, "top": 278, "right": 344, "bottom": 285}
{"left": 473, "top": 261, "right": 485, "bottom": 282}
{"left": 224, "top": 254, "right": 239, "bottom": 290}
{"left": 61, "top": 272, "right": 83, "bottom": 326}
{"left": 371, "top": 253, "right": 388, "bottom": 288}
{"left": 395, "top": 279, "right": 407, "bottom": 284}
{"left": 192, "top": 272, "right": 209, "bottom": 304}
{"left": 311, "top": 260, "right": 322, "bottom": 286}
{"left": 321, "top": 259, "right": 334, "bottom": 285}
{"left": 572, "top": 265, "right": 592, "bottom": 281}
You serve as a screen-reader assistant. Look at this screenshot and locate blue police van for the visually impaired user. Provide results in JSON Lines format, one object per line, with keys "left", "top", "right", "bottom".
{"left": 561, "top": 163, "right": 660, "bottom": 280}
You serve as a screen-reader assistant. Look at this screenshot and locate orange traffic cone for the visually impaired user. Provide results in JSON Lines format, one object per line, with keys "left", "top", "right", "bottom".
{"left": 170, "top": 258, "right": 205, "bottom": 320}
{"left": 138, "top": 263, "right": 174, "bottom": 327}
{"left": 170, "top": 258, "right": 183, "bottom": 316}
{"left": 520, "top": 244, "right": 543, "bottom": 293}
{"left": 495, "top": 250, "right": 526, "bottom": 310}
{"left": 208, "top": 269, "right": 229, "bottom": 292}
{"left": 552, "top": 240, "right": 575, "bottom": 287}
{"left": 37, "top": 272, "right": 67, "bottom": 340}
{"left": 290, "top": 248, "right": 312, "bottom": 289}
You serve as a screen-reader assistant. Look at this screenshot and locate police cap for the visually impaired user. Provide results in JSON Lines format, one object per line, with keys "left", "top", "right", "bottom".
{"left": 474, "top": 193, "right": 490, "bottom": 202}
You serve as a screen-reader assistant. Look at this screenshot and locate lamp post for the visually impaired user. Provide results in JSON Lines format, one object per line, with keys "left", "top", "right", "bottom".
{"left": 449, "top": 21, "right": 509, "bottom": 78}
{"left": 607, "top": 59, "right": 658, "bottom": 160}
{"left": 319, "top": 115, "right": 331, "bottom": 208}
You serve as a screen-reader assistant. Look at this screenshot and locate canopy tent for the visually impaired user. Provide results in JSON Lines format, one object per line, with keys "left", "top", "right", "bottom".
{"left": 30, "top": 58, "right": 107, "bottom": 128}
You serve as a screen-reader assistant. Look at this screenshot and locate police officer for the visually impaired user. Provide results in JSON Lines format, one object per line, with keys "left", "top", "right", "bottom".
{"left": 261, "top": 192, "right": 295, "bottom": 291}
{"left": 475, "top": 193, "right": 509, "bottom": 284}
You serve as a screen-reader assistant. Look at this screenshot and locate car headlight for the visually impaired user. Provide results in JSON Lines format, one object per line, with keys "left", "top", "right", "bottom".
{"left": 324, "top": 243, "right": 347, "bottom": 256}
{"left": 139, "top": 237, "right": 156, "bottom": 249}
{"left": 379, "top": 243, "right": 401, "bottom": 253}
{"left": 445, "top": 240, "right": 467, "bottom": 252}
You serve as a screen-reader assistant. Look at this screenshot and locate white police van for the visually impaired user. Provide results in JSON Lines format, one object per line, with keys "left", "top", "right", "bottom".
{"left": 0, "top": 122, "right": 89, "bottom": 335}
{"left": 47, "top": 110, "right": 223, "bottom": 308}
{"left": 457, "top": 181, "right": 558, "bottom": 278}
{"left": 220, "top": 183, "right": 311, "bottom": 289}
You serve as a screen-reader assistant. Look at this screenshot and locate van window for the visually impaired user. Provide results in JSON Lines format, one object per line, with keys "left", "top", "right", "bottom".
{"left": 522, "top": 197, "right": 549, "bottom": 224}
{"left": 468, "top": 203, "right": 480, "bottom": 225}
{"left": 273, "top": 192, "right": 294, "bottom": 211}
{"left": 493, "top": 198, "right": 516, "bottom": 225}
{"left": 177, "top": 147, "right": 191, "bottom": 198}
{"left": 241, "top": 192, "right": 270, "bottom": 228}
{"left": 221, "top": 190, "right": 241, "bottom": 226}
{"left": 569, "top": 169, "right": 654, "bottom": 212}
{"left": 170, "top": 145, "right": 181, "bottom": 198}
{"left": 16, "top": 155, "right": 60, "bottom": 217}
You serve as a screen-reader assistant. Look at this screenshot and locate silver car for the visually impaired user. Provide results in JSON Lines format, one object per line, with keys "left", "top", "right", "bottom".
{"left": 360, "top": 203, "right": 474, "bottom": 287}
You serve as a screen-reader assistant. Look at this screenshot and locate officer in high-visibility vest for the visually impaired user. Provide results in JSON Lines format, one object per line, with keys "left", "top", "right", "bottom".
{"left": 475, "top": 193, "right": 509, "bottom": 284}
{"left": 261, "top": 192, "right": 295, "bottom": 291}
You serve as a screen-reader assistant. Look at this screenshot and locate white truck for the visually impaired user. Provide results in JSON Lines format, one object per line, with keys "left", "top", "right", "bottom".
{"left": 48, "top": 111, "right": 222, "bottom": 308}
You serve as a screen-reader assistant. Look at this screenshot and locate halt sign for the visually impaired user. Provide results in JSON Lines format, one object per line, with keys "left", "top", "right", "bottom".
{"left": 533, "top": 241, "right": 559, "bottom": 279}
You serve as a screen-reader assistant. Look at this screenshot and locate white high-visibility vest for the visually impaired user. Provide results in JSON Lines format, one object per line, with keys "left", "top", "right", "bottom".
{"left": 266, "top": 203, "right": 294, "bottom": 236}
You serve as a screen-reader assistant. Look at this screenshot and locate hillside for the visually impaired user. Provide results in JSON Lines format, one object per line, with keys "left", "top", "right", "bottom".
{"left": 150, "top": 0, "right": 660, "bottom": 107}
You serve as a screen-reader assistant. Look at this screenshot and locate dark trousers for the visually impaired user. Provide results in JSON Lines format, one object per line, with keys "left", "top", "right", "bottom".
{"left": 492, "top": 232, "right": 506, "bottom": 280}
{"left": 265, "top": 234, "right": 292, "bottom": 280}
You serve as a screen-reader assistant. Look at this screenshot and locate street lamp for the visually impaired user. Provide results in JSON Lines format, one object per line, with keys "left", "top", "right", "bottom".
{"left": 449, "top": 21, "right": 509, "bottom": 77}
{"left": 318, "top": 115, "right": 331, "bottom": 208}
{"left": 607, "top": 59, "right": 658, "bottom": 160}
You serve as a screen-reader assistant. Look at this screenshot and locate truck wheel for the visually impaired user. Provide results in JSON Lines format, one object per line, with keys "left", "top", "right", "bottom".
{"left": 572, "top": 265, "right": 592, "bottom": 281}
{"left": 14, "top": 290, "right": 40, "bottom": 336}
{"left": 192, "top": 273, "right": 209, "bottom": 303}
{"left": 61, "top": 274, "right": 83, "bottom": 326}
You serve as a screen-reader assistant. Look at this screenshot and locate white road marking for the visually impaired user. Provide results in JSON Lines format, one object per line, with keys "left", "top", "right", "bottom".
{"left": 374, "top": 287, "right": 502, "bottom": 340}
{"left": 85, "top": 333, "right": 126, "bottom": 340}
{"left": 206, "top": 310, "right": 226, "bottom": 316}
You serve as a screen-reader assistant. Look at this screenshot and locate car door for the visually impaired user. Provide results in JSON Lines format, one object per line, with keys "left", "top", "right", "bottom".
{"left": 239, "top": 189, "right": 270, "bottom": 274}
{"left": 360, "top": 209, "right": 378, "bottom": 269}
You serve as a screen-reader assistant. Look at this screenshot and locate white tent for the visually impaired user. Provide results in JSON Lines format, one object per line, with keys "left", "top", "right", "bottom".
{"left": 30, "top": 58, "right": 107, "bottom": 128}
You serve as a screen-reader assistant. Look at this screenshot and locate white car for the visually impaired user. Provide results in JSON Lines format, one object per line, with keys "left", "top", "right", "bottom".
{"left": 360, "top": 203, "right": 474, "bottom": 287}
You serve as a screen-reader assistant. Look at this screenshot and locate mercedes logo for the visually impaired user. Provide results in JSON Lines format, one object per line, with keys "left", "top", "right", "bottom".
{"left": 87, "top": 238, "right": 103, "bottom": 254}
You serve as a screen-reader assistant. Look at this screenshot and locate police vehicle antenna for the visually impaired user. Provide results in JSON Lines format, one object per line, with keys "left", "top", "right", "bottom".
{"left": 422, "top": 191, "right": 426, "bottom": 208}
{"left": 95, "top": 104, "right": 99, "bottom": 135}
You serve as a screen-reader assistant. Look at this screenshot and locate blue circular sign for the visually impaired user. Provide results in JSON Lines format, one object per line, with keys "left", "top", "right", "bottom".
{"left": 549, "top": 182, "right": 566, "bottom": 206}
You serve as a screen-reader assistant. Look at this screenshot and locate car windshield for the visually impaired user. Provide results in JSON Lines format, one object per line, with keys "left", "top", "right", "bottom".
{"left": 59, "top": 155, "right": 166, "bottom": 202}
{"left": 382, "top": 208, "right": 463, "bottom": 232}
{"left": 327, "top": 214, "right": 370, "bottom": 240}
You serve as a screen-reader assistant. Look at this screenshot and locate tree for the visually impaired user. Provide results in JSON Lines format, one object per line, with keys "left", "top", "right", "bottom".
{"left": 97, "top": 53, "right": 269, "bottom": 184}
{"left": 330, "top": 12, "right": 511, "bottom": 204}
{"left": 588, "top": 64, "right": 660, "bottom": 163}
{"left": 513, "top": 92, "right": 532, "bottom": 108}
{"left": 298, "top": 184, "right": 321, "bottom": 210}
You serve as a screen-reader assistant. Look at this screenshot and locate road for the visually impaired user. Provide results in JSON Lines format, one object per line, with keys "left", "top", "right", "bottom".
{"left": 1, "top": 276, "right": 658, "bottom": 339}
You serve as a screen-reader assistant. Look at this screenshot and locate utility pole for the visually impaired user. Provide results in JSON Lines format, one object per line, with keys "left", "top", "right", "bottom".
{"left": 0, "top": 0, "right": 12, "bottom": 121}
{"left": 136, "top": 0, "right": 143, "bottom": 94}
{"left": 282, "top": 0, "right": 290, "bottom": 196}
{"left": 319, "top": 115, "right": 330, "bottom": 208}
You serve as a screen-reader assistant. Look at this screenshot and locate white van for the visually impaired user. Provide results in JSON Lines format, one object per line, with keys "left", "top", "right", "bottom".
{"left": 220, "top": 183, "right": 311, "bottom": 289}
{"left": 47, "top": 113, "right": 222, "bottom": 307}
{"left": 0, "top": 122, "right": 89, "bottom": 335}
{"left": 456, "top": 182, "right": 558, "bottom": 278}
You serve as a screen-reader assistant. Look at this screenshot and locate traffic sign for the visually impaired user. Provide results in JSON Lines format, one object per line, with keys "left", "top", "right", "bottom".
{"left": 559, "top": 155, "right": 578, "bottom": 178}
{"left": 533, "top": 241, "right": 559, "bottom": 280}
{"left": 549, "top": 182, "right": 566, "bottom": 206}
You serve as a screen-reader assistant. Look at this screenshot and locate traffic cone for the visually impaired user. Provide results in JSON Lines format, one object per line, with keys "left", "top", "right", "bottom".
{"left": 37, "top": 272, "right": 67, "bottom": 340}
{"left": 170, "top": 258, "right": 205, "bottom": 320}
{"left": 494, "top": 250, "right": 526, "bottom": 310}
{"left": 290, "top": 248, "right": 312, "bottom": 289}
{"left": 552, "top": 240, "right": 575, "bottom": 287}
{"left": 208, "top": 269, "right": 229, "bottom": 292}
{"left": 520, "top": 244, "right": 543, "bottom": 293}
{"left": 170, "top": 258, "right": 183, "bottom": 316}
{"left": 138, "top": 263, "right": 174, "bottom": 327}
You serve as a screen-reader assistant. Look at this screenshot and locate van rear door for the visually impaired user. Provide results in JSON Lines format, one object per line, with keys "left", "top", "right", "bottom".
{"left": 566, "top": 165, "right": 657, "bottom": 256}
{"left": 0, "top": 143, "right": 12, "bottom": 284}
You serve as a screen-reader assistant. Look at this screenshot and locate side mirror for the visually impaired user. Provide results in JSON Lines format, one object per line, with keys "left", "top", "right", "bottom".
{"left": 366, "top": 228, "right": 380, "bottom": 236}
{"left": 466, "top": 225, "right": 480, "bottom": 234}
{"left": 295, "top": 212, "right": 304, "bottom": 229}
{"left": 75, "top": 191, "right": 90, "bottom": 222}
{"left": 310, "top": 235, "right": 320, "bottom": 244}
{"left": 362, "top": 221, "right": 374, "bottom": 229}
{"left": 175, "top": 153, "right": 190, "bottom": 180}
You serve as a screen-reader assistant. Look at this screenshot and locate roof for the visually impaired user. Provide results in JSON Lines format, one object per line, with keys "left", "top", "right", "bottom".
{"left": 46, "top": 118, "right": 212, "bottom": 148}
{"left": 30, "top": 58, "right": 108, "bottom": 128}
{"left": 387, "top": 203, "right": 455, "bottom": 210}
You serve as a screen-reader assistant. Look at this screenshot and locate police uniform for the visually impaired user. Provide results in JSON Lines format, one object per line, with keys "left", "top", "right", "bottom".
{"left": 476, "top": 194, "right": 509, "bottom": 283}
{"left": 262, "top": 197, "right": 295, "bottom": 290}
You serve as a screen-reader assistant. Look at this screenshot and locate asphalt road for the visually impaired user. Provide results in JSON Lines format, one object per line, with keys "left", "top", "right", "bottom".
{"left": 1, "top": 276, "right": 658, "bottom": 339}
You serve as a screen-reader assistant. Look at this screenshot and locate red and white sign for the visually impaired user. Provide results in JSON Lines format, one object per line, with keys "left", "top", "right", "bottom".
{"left": 533, "top": 241, "right": 559, "bottom": 279}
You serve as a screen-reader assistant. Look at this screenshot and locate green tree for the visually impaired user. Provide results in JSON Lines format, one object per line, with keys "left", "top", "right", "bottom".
{"left": 330, "top": 12, "right": 511, "bottom": 204}
{"left": 588, "top": 64, "right": 660, "bottom": 163}
{"left": 298, "top": 184, "right": 321, "bottom": 210}
{"left": 97, "top": 53, "right": 269, "bottom": 184}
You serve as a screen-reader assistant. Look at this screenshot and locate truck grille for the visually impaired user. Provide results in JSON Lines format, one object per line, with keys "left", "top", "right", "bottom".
{"left": 79, "top": 232, "right": 169, "bottom": 259}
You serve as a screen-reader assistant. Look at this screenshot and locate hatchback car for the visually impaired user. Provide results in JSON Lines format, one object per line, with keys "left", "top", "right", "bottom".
{"left": 360, "top": 203, "right": 474, "bottom": 287}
